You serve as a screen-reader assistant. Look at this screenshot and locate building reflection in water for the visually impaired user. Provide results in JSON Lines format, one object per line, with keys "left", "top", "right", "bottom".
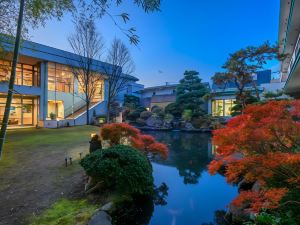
{"left": 146, "top": 131, "right": 214, "bottom": 185}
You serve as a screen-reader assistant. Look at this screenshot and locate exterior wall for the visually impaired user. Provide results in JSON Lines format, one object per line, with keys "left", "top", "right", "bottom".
{"left": 115, "top": 80, "right": 144, "bottom": 105}
{"left": 261, "top": 82, "right": 285, "bottom": 93}
{"left": 73, "top": 101, "right": 107, "bottom": 126}
{"left": 278, "top": 0, "right": 300, "bottom": 96}
{"left": 0, "top": 38, "right": 141, "bottom": 127}
{"left": 141, "top": 87, "right": 176, "bottom": 98}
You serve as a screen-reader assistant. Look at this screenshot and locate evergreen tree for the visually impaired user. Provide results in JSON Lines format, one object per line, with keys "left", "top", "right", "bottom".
{"left": 176, "top": 70, "right": 208, "bottom": 116}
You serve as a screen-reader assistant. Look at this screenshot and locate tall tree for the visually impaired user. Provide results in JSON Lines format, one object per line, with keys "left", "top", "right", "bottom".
{"left": 0, "top": 0, "right": 74, "bottom": 158}
{"left": 104, "top": 38, "right": 135, "bottom": 123}
{"left": 176, "top": 70, "right": 208, "bottom": 116}
{"left": 0, "top": 0, "right": 160, "bottom": 157}
{"left": 68, "top": 15, "right": 105, "bottom": 125}
{"left": 211, "top": 42, "right": 282, "bottom": 111}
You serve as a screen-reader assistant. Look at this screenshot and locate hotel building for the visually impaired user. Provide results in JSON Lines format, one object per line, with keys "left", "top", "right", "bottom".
{"left": 0, "top": 38, "right": 140, "bottom": 128}
{"left": 279, "top": 0, "right": 300, "bottom": 97}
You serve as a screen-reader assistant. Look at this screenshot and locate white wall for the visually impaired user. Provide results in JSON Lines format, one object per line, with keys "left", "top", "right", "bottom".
{"left": 142, "top": 87, "right": 176, "bottom": 98}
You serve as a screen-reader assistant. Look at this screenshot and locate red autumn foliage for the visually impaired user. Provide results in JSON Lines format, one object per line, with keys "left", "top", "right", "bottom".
{"left": 208, "top": 100, "right": 300, "bottom": 212}
{"left": 100, "top": 123, "right": 168, "bottom": 158}
{"left": 232, "top": 188, "right": 288, "bottom": 213}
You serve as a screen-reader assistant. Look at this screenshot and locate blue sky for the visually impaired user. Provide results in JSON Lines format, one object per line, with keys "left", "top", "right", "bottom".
{"left": 30, "top": 0, "right": 280, "bottom": 87}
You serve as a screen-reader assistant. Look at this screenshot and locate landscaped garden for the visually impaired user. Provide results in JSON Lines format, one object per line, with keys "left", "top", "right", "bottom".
{"left": 0, "top": 126, "right": 99, "bottom": 225}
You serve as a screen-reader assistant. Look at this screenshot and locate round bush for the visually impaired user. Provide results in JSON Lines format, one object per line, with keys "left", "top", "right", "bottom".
{"left": 140, "top": 111, "right": 152, "bottom": 120}
{"left": 80, "top": 145, "right": 154, "bottom": 196}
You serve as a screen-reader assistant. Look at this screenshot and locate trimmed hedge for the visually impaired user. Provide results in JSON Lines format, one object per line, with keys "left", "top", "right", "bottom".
{"left": 80, "top": 145, "right": 154, "bottom": 196}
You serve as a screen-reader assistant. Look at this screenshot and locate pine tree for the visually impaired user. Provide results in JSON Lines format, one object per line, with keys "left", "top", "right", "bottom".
{"left": 176, "top": 70, "right": 208, "bottom": 115}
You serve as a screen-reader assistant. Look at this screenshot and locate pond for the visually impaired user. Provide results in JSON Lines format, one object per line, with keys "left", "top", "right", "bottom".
{"left": 148, "top": 131, "right": 237, "bottom": 225}
{"left": 112, "top": 131, "right": 237, "bottom": 225}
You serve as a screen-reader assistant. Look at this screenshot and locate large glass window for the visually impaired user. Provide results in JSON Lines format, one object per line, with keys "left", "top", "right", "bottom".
{"left": 212, "top": 99, "right": 236, "bottom": 117}
{"left": 47, "top": 100, "right": 64, "bottom": 119}
{"left": 0, "top": 96, "right": 34, "bottom": 126}
{"left": 92, "top": 80, "right": 104, "bottom": 102}
{"left": 48, "top": 63, "right": 73, "bottom": 93}
{"left": 0, "top": 60, "right": 40, "bottom": 86}
{"left": 78, "top": 77, "right": 104, "bottom": 102}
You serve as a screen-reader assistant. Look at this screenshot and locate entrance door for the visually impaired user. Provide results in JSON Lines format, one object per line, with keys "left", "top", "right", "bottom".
{"left": 0, "top": 96, "right": 34, "bottom": 126}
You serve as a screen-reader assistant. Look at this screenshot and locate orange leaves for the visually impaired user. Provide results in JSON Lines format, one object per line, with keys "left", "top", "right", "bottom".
{"left": 208, "top": 160, "right": 223, "bottom": 175}
{"left": 209, "top": 100, "right": 300, "bottom": 213}
{"left": 140, "top": 134, "right": 156, "bottom": 146}
{"left": 148, "top": 142, "right": 169, "bottom": 159}
{"left": 101, "top": 123, "right": 140, "bottom": 145}
{"left": 100, "top": 123, "right": 168, "bottom": 159}
{"left": 232, "top": 188, "right": 288, "bottom": 213}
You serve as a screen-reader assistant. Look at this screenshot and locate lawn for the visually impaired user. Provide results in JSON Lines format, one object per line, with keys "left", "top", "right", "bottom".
{"left": 29, "top": 199, "right": 97, "bottom": 225}
{"left": 0, "top": 125, "right": 99, "bottom": 225}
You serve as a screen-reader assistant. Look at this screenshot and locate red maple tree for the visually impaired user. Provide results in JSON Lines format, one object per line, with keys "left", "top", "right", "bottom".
{"left": 208, "top": 100, "right": 300, "bottom": 213}
{"left": 101, "top": 123, "right": 168, "bottom": 158}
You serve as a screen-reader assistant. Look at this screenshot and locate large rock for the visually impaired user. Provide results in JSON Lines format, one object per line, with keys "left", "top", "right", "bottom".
{"left": 146, "top": 116, "right": 164, "bottom": 128}
{"left": 87, "top": 211, "right": 112, "bottom": 225}
{"left": 184, "top": 122, "right": 195, "bottom": 130}
{"left": 100, "top": 202, "right": 113, "bottom": 211}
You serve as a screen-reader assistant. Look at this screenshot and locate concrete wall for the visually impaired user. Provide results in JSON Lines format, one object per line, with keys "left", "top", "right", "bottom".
{"left": 142, "top": 87, "right": 176, "bottom": 98}
{"left": 74, "top": 100, "right": 107, "bottom": 126}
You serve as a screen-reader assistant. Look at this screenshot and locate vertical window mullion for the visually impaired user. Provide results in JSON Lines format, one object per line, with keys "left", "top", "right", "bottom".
{"left": 223, "top": 99, "right": 225, "bottom": 117}
{"left": 21, "top": 64, "right": 23, "bottom": 86}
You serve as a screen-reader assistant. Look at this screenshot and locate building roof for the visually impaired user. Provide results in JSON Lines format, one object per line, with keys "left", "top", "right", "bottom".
{"left": 0, "top": 35, "right": 139, "bottom": 81}
{"left": 142, "top": 82, "right": 210, "bottom": 92}
{"left": 142, "top": 84, "right": 178, "bottom": 92}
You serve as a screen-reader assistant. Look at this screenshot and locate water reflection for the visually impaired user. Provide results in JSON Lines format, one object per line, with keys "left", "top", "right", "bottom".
{"left": 112, "top": 131, "right": 237, "bottom": 225}
{"left": 146, "top": 131, "right": 237, "bottom": 225}
{"left": 147, "top": 131, "right": 213, "bottom": 185}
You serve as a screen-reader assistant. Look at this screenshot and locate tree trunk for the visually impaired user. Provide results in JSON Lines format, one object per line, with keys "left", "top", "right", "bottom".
{"left": 0, "top": 0, "right": 25, "bottom": 159}
{"left": 252, "top": 81, "right": 260, "bottom": 101}
{"left": 106, "top": 97, "right": 111, "bottom": 123}
{"left": 86, "top": 100, "right": 90, "bottom": 125}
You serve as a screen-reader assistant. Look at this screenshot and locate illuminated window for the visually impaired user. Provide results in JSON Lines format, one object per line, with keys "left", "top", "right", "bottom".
{"left": 48, "top": 63, "right": 73, "bottom": 93}
{"left": 78, "top": 77, "right": 104, "bottom": 102}
{"left": 212, "top": 99, "right": 236, "bottom": 117}
{"left": 0, "top": 60, "right": 40, "bottom": 86}
{"left": 0, "top": 96, "right": 34, "bottom": 126}
{"left": 47, "top": 100, "right": 64, "bottom": 119}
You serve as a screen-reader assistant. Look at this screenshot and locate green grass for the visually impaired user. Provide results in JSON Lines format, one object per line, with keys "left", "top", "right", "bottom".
{"left": 29, "top": 199, "right": 98, "bottom": 225}
{"left": 0, "top": 125, "right": 99, "bottom": 170}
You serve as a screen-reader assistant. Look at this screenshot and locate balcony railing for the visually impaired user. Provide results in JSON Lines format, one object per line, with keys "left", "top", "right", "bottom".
{"left": 287, "top": 31, "right": 300, "bottom": 77}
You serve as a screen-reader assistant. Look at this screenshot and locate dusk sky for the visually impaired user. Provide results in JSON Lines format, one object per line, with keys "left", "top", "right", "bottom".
{"left": 30, "top": 0, "right": 280, "bottom": 87}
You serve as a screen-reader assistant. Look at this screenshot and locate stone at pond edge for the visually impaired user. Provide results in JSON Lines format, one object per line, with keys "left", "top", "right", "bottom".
{"left": 87, "top": 211, "right": 112, "bottom": 225}
{"left": 146, "top": 116, "right": 164, "bottom": 128}
{"left": 184, "top": 122, "right": 195, "bottom": 130}
{"left": 100, "top": 202, "right": 113, "bottom": 211}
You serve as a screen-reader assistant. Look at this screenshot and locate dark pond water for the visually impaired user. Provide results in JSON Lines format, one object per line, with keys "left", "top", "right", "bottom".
{"left": 147, "top": 131, "right": 237, "bottom": 225}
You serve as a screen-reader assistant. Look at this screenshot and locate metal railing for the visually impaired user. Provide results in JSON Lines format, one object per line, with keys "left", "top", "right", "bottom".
{"left": 287, "top": 31, "right": 300, "bottom": 77}
{"left": 64, "top": 98, "right": 86, "bottom": 118}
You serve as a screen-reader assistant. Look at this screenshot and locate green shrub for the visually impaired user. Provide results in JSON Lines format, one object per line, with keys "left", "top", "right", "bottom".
{"left": 127, "top": 106, "right": 146, "bottom": 121}
{"left": 165, "top": 102, "right": 182, "bottom": 117}
{"left": 182, "top": 109, "right": 193, "bottom": 122}
{"left": 140, "top": 111, "right": 152, "bottom": 120}
{"left": 80, "top": 145, "right": 154, "bottom": 196}
{"left": 164, "top": 113, "right": 174, "bottom": 123}
{"left": 136, "top": 118, "right": 146, "bottom": 126}
{"left": 124, "top": 95, "right": 141, "bottom": 109}
{"left": 151, "top": 106, "right": 165, "bottom": 118}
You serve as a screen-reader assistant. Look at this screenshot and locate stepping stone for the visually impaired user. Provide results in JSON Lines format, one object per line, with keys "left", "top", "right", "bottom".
{"left": 87, "top": 211, "right": 112, "bottom": 225}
